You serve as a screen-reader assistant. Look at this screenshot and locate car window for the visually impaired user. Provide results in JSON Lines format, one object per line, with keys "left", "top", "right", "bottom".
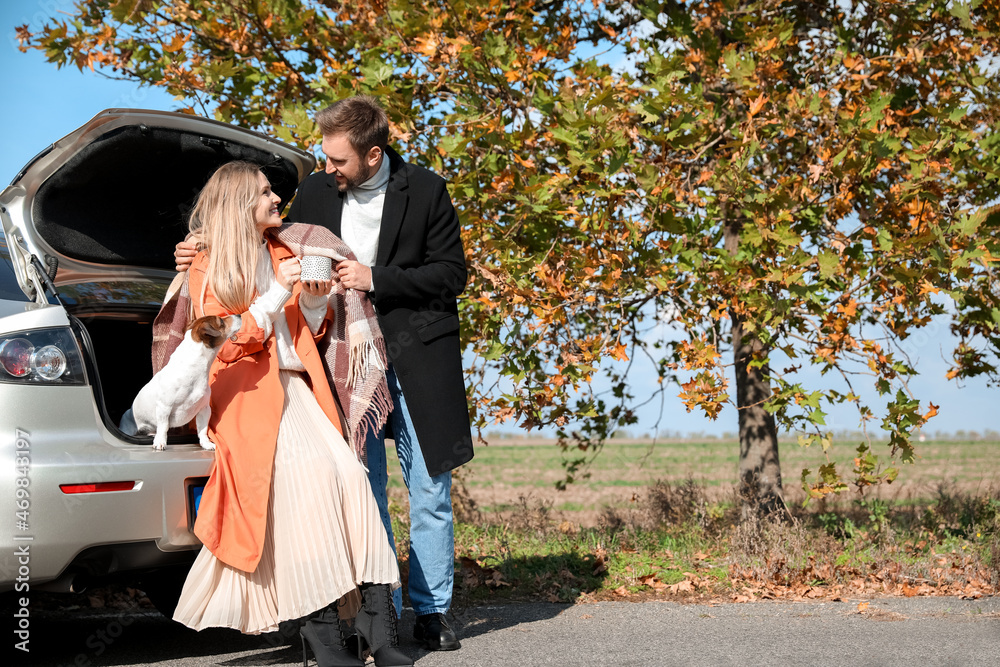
{"left": 0, "top": 226, "right": 31, "bottom": 303}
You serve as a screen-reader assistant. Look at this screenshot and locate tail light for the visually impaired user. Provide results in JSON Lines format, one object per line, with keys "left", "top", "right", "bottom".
{"left": 0, "top": 327, "right": 86, "bottom": 385}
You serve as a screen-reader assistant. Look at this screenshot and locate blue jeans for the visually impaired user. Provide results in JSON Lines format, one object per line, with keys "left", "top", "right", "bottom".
{"left": 365, "top": 364, "right": 454, "bottom": 618}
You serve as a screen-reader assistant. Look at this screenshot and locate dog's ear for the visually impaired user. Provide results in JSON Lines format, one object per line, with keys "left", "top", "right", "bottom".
{"left": 189, "top": 315, "right": 227, "bottom": 348}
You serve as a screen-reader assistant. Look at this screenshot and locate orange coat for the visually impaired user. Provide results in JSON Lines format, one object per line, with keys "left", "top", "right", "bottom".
{"left": 188, "top": 236, "right": 343, "bottom": 572}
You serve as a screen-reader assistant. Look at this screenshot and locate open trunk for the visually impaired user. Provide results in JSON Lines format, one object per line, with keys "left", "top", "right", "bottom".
{"left": 0, "top": 109, "right": 316, "bottom": 443}
{"left": 63, "top": 290, "right": 179, "bottom": 442}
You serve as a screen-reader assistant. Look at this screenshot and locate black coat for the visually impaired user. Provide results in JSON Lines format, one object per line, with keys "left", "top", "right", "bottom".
{"left": 286, "top": 147, "right": 474, "bottom": 476}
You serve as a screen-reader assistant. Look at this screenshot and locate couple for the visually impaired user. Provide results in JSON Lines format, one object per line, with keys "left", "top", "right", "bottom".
{"left": 168, "top": 96, "right": 473, "bottom": 666}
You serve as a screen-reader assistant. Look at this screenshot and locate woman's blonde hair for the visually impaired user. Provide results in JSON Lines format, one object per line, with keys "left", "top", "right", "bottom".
{"left": 188, "top": 161, "right": 265, "bottom": 313}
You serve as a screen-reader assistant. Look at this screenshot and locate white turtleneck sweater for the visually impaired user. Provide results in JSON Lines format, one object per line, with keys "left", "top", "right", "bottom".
{"left": 341, "top": 154, "right": 390, "bottom": 291}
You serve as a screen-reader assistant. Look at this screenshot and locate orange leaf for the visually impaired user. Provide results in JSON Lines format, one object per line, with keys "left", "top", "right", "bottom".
{"left": 837, "top": 299, "right": 858, "bottom": 318}
{"left": 530, "top": 46, "right": 549, "bottom": 62}
{"left": 918, "top": 280, "right": 940, "bottom": 295}
{"left": 609, "top": 342, "right": 629, "bottom": 361}
{"left": 163, "top": 33, "right": 189, "bottom": 53}
{"left": 748, "top": 93, "right": 767, "bottom": 117}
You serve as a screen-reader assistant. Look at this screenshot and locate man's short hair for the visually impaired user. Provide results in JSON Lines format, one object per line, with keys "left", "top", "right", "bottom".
{"left": 315, "top": 95, "right": 390, "bottom": 156}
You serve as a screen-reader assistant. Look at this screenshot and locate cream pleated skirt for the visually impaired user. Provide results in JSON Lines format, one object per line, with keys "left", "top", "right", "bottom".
{"left": 172, "top": 371, "right": 399, "bottom": 635}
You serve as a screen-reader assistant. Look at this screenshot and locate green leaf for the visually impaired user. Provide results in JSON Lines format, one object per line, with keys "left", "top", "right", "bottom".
{"left": 482, "top": 342, "right": 505, "bottom": 361}
{"left": 111, "top": 0, "right": 141, "bottom": 23}
{"left": 816, "top": 250, "right": 840, "bottom": 279}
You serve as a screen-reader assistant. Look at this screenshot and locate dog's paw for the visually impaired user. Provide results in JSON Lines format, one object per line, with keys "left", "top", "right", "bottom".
{"left": 199, "top": 438, "right": 216, "bottom": 451}
{"left": 152, "top": 441, "right": 166, "bottom": 451}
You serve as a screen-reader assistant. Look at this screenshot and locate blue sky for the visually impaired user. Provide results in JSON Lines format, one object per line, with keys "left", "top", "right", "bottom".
{"left": 1, "top": 1, "right": 995, "bottom": 439}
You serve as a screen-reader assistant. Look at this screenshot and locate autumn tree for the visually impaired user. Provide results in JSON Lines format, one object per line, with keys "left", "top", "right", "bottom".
{"left": 20, "top": 0, "right": 1000, "bottom": 515}
{"left": 624, "top": 0, "right": 1000, "bottom": 512}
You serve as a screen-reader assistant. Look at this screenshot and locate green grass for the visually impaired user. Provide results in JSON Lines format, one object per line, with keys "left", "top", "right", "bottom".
{"left": 384, "top": 439, "right": 999, "bottom": 605}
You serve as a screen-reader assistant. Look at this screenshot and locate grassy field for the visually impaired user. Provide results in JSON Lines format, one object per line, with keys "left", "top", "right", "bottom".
{"left": 384, "top": 438, "right": 999, "bottom": 607}
{"left": 388, "top": 438, "right": 999, "bottom": 521}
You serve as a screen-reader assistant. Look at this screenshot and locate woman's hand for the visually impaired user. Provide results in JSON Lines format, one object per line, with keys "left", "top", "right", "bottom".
{"left": 277, "top": 258, "right": 301, "bottom": 291}
{"left": 301, "top": 278, "right": 332, "bottom": 297}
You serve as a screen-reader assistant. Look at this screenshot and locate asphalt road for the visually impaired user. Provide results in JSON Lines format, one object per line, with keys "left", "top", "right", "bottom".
{"left": 11, "top": 597, "right": 1000, "bottom": 666}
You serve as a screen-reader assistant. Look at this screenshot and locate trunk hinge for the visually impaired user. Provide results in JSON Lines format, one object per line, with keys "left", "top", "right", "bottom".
{"left": 1, "top": 209, "right": 51, "bottom": 306}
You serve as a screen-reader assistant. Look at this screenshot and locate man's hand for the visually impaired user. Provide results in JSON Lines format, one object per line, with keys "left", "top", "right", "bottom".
{"left": 174, "top": 240, "right": 200, "bottom": 272}
{"left": 336, "top": 260, "right": 372, "bottom": 291}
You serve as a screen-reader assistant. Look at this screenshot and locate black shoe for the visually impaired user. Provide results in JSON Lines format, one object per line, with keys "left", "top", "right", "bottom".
{"left": 356, "top": 584, "right": 413, "bottom": 667}
{"left": 299, "top": 604, "right": 364, "bottom": 667}
{"left": 413, "top": 613, "right": 461, "bottom": 651}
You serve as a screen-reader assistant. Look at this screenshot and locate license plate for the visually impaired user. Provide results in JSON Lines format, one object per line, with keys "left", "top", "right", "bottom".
{"left": 186, "top": 478, "right": 208, "bottom": 531}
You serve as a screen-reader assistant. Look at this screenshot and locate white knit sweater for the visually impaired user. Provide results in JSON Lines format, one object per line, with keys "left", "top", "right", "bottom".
{"left": 247, "top": 243, "right": 328, "bottom": 370}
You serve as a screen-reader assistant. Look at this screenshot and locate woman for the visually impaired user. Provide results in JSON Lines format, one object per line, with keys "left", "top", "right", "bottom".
{"left": 171, "top": 161, "right": 412, "bottom": 667}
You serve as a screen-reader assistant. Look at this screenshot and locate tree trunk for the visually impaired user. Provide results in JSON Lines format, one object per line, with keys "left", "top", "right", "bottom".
{"left": 725, "top": 219, "right": 785, "bottom": 519}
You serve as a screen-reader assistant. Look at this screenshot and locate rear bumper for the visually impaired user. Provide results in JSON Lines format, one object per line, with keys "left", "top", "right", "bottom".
{"left": 0, "top": 383, "right": 214, "bottom": 591}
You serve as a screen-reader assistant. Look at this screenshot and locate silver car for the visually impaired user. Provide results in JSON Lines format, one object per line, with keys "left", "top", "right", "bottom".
{"left": 0, "top": 109, "right": 314, "bottom": 613}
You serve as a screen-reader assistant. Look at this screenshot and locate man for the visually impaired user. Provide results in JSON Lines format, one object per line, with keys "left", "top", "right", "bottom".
{"left": 176, "top": 96, "right": 473, "bottom": 651}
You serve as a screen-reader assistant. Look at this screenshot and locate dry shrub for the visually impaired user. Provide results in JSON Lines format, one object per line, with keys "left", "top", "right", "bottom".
{"left": 727, "top": 488, "right": 824, "bottom": 585}
{"left": 917, "top": 483, "right": 1000, "bottom": 585}
{"left": 987, "top": 531, "right": 1000, "bottom": 587}
{"left": 646, "top": 477, "right": 730, "bottom": 533}
{"left": 595, "top": 478, "right": 726, "bottom": 534}
{"left": 647, "top": 478, "right": 707, "bottom": 526}
{"left": 730, "top": 504, "right": 809, "bottom": 557}
{"left": 450, "top": 471, "right": 481, "bottom": 524}
{"left": 501, "top": 494, "right": 554, "bottom": 535}
{"left": 597, "top": 506, "right": 626, "bottom": 532}
{"left": 922, "top": 482, "right": 1000, "bottom": 536}
{"left": 969, "top": 488, "right": 1000, "bottom": 587}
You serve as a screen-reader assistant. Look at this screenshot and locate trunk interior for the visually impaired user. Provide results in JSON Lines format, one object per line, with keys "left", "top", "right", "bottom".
{"left": 68, "top": 302, "right": 197, "bottom": 444}
{"left": 31, "top": 124, "right": 302, "bottom": 270}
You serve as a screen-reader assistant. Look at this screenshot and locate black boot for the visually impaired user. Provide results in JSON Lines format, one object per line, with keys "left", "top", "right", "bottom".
{"left": 355, "top": 584, "right": 413, "bottom": 667}
{"left": 300, "top": 604, "right": 364, "bottom": 667}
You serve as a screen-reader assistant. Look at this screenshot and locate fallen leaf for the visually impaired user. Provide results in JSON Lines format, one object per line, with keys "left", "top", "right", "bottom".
{"left": 669, "top": 580, "right": 694, "bottom": 594}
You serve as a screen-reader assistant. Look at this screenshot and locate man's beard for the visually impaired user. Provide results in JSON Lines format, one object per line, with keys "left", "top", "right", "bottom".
{"left": 336, "top": 160, "right": 374, "bottom": 192}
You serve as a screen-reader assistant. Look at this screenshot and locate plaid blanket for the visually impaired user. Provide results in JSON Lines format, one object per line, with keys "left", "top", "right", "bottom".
{"left": 151, "top": 223, "right": 391, "bottom": 463}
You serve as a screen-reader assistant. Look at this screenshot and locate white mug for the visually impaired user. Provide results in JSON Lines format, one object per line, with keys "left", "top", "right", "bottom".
{"left": 299, "top": 255, "right": 332, "bottom": 282}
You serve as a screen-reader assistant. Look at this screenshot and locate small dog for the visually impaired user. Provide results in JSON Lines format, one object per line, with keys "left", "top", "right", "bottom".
{"left": 132, "top": 314, "right": 242, "bottom": 451}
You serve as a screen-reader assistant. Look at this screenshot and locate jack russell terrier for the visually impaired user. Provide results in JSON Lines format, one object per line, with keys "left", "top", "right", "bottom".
{"left": 132, "top": 314, "right": 242, "bottom": 451}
